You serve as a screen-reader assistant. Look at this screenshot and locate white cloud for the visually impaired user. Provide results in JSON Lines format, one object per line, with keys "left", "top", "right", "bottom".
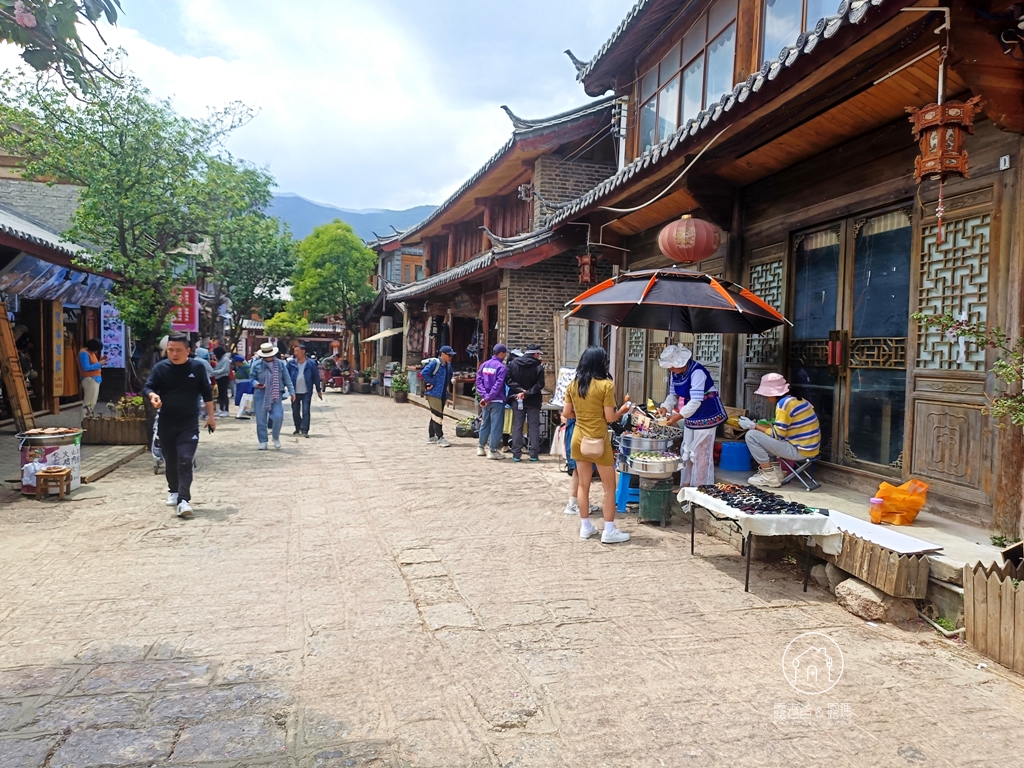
{"left": 0, "top": 0, "right": 637, "bottom": 210}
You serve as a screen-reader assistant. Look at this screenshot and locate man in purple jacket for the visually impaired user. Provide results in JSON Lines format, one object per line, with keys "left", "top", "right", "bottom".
{"left": 476, "top": 344, "right": 509, "bottom": 460}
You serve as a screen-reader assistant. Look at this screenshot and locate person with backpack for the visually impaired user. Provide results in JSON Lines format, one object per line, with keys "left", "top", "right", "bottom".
{"left": 421, "top": 345, "right": 455, "bottom": 447}
{"left": 507, "top": 343, "right": 545, "bottom": 462}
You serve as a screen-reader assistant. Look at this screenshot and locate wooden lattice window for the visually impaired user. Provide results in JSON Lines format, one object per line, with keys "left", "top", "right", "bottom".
{"left": 745, "top": 259, "right": 784, "bottom": 365}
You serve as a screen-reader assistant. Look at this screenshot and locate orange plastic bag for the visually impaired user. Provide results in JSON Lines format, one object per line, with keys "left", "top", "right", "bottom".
{"left": 870, "top": 479, "right": 929, "bottom": 525}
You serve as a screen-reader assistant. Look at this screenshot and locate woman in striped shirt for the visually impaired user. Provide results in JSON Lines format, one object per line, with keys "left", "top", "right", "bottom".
{"left": 740, "top": 373, "right": 820, "bottom": 488}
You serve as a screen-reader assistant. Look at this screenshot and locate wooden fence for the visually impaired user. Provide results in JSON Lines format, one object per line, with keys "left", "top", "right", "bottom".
{"left": 827, "top": 532, "right": 931, "bottom": 598}
{"left": 963, "top": 561, "right": 1024, "bottom": 673}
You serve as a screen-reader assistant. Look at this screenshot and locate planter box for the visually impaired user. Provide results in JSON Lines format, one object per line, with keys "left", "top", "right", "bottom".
{"left": 964, "top": 561, "right": 1024, "bottom": 673}
{"left": 357, "top": 383, "right": 371, "bottom": 394}
{"left": 394, "top": 391, "right": 408, "bottom": 403}
{"left": 826, "top": 532, "right": 930, "bottom": 598}
{"left": 82, "top": 417, "right": 148, "bottom": 446}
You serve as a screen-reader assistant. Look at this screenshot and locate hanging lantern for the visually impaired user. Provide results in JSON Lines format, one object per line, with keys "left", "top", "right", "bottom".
{"left": 907, "top": 97, "right": 981, "bottom": 183}
{"left": 657, "top": 216, "right": 721, "bottom": 264}
{"left": 906, "top": 95, "right": 981, "bottom": 244}
{"left": 576, "top": 251, "right": 593, "bottom": 283}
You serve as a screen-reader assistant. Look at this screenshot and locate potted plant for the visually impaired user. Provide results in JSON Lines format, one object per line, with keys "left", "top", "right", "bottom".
{"left": 392, "top": 368, "right": 410, "bottom": 403}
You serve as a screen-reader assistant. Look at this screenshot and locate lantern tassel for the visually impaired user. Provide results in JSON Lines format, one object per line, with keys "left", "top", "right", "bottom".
{"left": 936, "top": 178, "right": 945, "bottom": 246}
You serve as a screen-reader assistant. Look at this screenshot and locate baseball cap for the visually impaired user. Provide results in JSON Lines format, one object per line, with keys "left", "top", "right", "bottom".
{"left": 493, "top": 343, "right": 508, "bottom": 354}
{"left": 439, "top": 345, "right": 455, "bottom": 356}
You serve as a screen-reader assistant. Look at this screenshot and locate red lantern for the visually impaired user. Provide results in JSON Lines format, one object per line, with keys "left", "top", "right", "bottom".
{"left": 907, "top": 97, "right": 981, "bottom": 183}
{"left": 576, "top": 252, "right": 593, "bottom": 283}
{"left": 658, "top": 216, "right": 721, "bottom": 264}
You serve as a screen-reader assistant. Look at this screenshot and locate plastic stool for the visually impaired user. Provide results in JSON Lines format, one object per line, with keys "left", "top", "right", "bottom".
{"left": 615, "top": 470, "right": 641, "bottom": 512}
{"left": 719, "top": 441, "right": 753, "bottom": 472}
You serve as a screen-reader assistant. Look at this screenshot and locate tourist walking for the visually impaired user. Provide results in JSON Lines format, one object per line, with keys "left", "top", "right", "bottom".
{"left": 250, "top": 342, "right": 295, "bottom": 450}
{"left": 78, "top": 338, "right": 106, "bottom": 417}
{"left": 143, "top": 333, "right": 215, "bottom": 519}
{"left": 212, "top": 345, "right": 232, "bottom": 417}
{"left": 422, "top": 345, "right": 455, "bottom": 448}
{"left": 562, "top": 346, "right": 632, "bottom": 543}
{"left": 507, "top": 343, "right": 545, "bottom": 462}
{"left": 475, "top": 343, "right": 508, "bottom": 459}
{"left": 287, "top": 343, "right": 322, "bottom": 437}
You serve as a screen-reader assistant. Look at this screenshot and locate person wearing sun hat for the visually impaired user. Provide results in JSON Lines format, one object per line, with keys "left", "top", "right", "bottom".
{"left": 657, "top": 344, "right": 726, "bottom": 487}
{"left": 740, "top": 372, "right": 820, "bottom": 488}
{"left": 249, "top": 341, "right": 295, "bottom": 450}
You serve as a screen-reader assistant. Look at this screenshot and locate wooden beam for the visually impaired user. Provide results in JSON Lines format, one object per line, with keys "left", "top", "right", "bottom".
{"left": 685, "top": 166, "right": 736, "bottom": 230}
{"left": 482, "top": 200, "right": 492, "bottom": 251}
{"left": 446, "top": 230, "right": 455, "bottom": 271}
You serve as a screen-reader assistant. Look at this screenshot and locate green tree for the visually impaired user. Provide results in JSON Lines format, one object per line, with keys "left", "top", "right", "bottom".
{"left": 0, "top": 63, "right": 251, "bottom": 372}
{"left": 0, "top": 0, "right": 121, "bottom": 86}
{"left": 290, "top": 220, "right": 377, "bottom": 367}
{"left": 202, "top": 158, "right": 295, "bottom": 345}
{"left": 264, "top": 310, "right": 308, "bottom": 353}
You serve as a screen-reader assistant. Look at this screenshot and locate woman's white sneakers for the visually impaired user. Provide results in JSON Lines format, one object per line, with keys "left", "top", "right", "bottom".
{"left": 600, "top": 528, "right": 630, "bottom": 544}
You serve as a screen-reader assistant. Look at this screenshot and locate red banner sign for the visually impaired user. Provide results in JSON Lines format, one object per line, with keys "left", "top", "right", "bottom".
{"left": 171, "top": 285, "right": 199, "bottom": 333}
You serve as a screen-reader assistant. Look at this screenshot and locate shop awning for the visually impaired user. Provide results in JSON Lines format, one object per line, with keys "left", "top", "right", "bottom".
{"left": 0, "top": 253, "right": 114, "bottom": 307}
{"left": 362, "top": 327, "right": 403, "bottom": 343}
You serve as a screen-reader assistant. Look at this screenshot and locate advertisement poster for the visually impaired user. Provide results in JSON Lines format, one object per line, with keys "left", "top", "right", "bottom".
{"left": 100, "top": 302, "right": 125, "bottom": 368}
{"left": 171, "top": 285, "right": 199, "bottom": 333}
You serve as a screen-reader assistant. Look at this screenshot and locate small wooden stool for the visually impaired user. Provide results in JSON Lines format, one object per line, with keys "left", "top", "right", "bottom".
{"left": 35, "top": 467, "right": 72, "bottom": 500}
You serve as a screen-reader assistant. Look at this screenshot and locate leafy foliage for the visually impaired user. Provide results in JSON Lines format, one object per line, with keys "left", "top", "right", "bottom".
{"left": 391, "top": 367, "right": 410, "bottom": 393}
{"left": 290, "top": 219, "right": 377, "bottom": 366}
{"left": 0, "top": 60, "right": 251, "bottom": 366}
{"left": 913, "top": 312, "right": 1024, "bottom": 426}
{"left": 264, "top": 310, "right": 308, "bottom": 341}
{"left": 0, "top": 0, "right": 121, "bottom": 87}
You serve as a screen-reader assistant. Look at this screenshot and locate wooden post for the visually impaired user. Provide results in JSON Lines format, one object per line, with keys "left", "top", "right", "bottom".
{"left": 720, "top": 189, "right": 743, "bottom": 407}
{"left": 482, "top": 200, "right": 492, "bottom": 252}
{"left": 0, "top": 302, "right": 36, "bottom": 432}
{"left": 422, "top": 241, "right": 432, "bottom": 277}
{"left": 446, "top": 230, "right": 455, "bottom": 271}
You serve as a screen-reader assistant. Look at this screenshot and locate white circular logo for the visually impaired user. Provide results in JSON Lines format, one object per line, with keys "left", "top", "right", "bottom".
{"left": 782, "top": 632, "right": 844, "bottom": 695}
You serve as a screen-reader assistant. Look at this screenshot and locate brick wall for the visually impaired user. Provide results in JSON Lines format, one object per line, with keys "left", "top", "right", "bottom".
{"left": 504, "top": 250, "right": 613, "bottom": 366}
{"left": 532, "top": 155, "right": 615, "bottom": 227}
{"left": 0, "top": 180, "right": 80, "bottom": 233}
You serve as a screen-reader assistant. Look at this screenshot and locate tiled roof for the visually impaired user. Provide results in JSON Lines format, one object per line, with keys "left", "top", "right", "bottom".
{"left": 242, "top": 318, "right": 346, "bottom": 333}
{"left": 385, "top": 228, "right": 559, "bottom": 303}
{"left": 574, "top": 0, "right": 655, "bottom": 84}
{"left": 0, "top": 202, "right": 84, "bottom": 258}
{"left": 394, "top": 97, "right": 615, "bottom": 244}
{"left": 551, "top": 0, "right": 891, "bottom": 227}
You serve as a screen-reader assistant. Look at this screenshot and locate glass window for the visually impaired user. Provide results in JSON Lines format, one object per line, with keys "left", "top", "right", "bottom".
{"left": 657, "top": 74, "right": 680, "bottom": 140}
{"left": 681, "top": 56, "right": 704, "bottom": 123}
{"left": 682, "top": 16, "right": 707, "bottom": 64}
{"left": 705, "top": 24, "right": 736, "bottom": 106}
{"left": 640, "top": 67, "right": 659, "bottom": 102}
{"left": 415, "top": 265, "right": 424, "bottom": 281}
{"left": 763, "top": 0, "right": 802, "bottom": 61}
{"left": 709, "top": 0, "right": 738, "bottom": 35}
{"left": 805, "top": 0, "right": 836, "bottom": 29}
{"left": 659, "top": 41, "right": 681, "bottom": 84}
{"left": 639, "top": 97, "right": 657, "bottom": 152}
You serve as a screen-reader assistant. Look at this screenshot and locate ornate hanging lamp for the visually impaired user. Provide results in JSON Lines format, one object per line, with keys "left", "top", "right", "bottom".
{"left": 905, "top": 46, "right": 981, "bottom": 244}
{"left": 657, "top": 215, "right": 721, "bottom": 264}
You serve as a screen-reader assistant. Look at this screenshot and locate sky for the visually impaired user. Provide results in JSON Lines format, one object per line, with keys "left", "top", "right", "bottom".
{"left": 1, "top": 0, "right": 638, "bottom": 211}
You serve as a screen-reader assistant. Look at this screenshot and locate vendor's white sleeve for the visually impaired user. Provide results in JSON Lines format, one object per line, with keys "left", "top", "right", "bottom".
{"left": 688, "top": 369, "right": 707, "bottom": 402}
{"left": 679, "top": 397, "right": 701, "bottom": 418}
{"left": 661, "top": 392, "right": 679, "bottom": 411}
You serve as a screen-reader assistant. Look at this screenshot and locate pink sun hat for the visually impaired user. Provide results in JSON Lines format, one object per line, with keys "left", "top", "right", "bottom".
{"left": 754, "top": 372, "right": 790, "bottom": 397}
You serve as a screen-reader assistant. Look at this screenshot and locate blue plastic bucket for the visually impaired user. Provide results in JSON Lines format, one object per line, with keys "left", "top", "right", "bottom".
{"left": 719, "top": 441, "right": 752, "bottom": 472}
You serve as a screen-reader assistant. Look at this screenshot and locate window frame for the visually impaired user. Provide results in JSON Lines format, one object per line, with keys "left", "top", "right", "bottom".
{"left": 760, "top": 0, "right": 823, "bottom": 65}
{"left": 635, "top": 0, "right": 737, "bottom": 157}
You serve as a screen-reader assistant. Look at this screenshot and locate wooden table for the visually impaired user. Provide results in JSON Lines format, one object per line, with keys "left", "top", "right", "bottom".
{"left": 35, "top": 467, "right": 72, "bottom": 500}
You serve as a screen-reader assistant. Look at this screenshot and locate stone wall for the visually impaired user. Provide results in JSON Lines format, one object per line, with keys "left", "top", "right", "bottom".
{"left": 532, "top": 155, "right": 615, "bottom": 227}
{"left": 0, "top": 179, "right": 80, "bottom": 233}
{"left": 504, "top": 250, "right": 613, "bottom": 365}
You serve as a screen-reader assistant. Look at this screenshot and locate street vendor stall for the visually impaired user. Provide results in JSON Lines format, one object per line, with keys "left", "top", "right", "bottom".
{"left": 681, "top": 484, "right": 842, "bottom": 592}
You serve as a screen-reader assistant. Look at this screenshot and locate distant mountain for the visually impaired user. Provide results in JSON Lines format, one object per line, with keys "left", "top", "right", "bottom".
{"left": 268, "top": 193, "right": 435, "bottom": 242}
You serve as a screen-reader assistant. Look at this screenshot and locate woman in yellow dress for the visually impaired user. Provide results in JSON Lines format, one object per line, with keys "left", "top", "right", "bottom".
{"left": 562, "top": 346, "right": 632, "bottom": 544}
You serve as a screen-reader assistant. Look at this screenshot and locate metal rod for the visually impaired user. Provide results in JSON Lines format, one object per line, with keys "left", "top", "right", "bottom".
{"left": 690, "top": 502, "right": 695, "bottom": 555}
{"left": 803, "top": 538, "right": 812, "bottom": 592}
{"left": 872, "top": 45, "right": 940, "bottom": 86}
{"left": 745, "top": 534, "right": 752, "bottom": 592}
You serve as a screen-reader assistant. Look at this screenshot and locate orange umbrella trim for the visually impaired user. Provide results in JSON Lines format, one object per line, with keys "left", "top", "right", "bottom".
{"left": 708, "top": 278, "right": 740, "bottom": 310}
{"left": 638, "top": 273, "right": 659, "bottom": 304}
{"left": 737, "top": 287, "right": 785, "bottom": 320}
{"left": 569, "top": 277, "right": 616, "bottom": 304}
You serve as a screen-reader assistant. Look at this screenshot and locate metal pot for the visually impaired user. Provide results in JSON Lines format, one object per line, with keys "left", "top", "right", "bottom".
{"left": 618, "top": 434, "right": 673, "bottom": 455}
{"left": 627, "top": 456, "right": 681, "bottom": 476}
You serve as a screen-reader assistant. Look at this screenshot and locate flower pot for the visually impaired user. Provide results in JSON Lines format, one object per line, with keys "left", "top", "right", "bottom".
{"left": 394, "top": 391, "right": 408, "bottom": 403}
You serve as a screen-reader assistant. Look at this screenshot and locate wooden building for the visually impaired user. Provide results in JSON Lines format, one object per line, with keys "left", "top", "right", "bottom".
{"left": 545, "top": 0, "right": 1024, "bottom": 532}
{"left": 380, "top": 99, "right": 619, "bottom": 383}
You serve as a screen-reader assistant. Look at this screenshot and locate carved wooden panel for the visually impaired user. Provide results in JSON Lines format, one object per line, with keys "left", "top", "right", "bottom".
{"left": 911, "top": 400, "right": 985, "bottom": 490}
{"left": 790, "top": 339, "right": 829, "bottom": 367}
{"left": 849, "top": 337, "right": 907, "bottom": 369}
{"left": 695, "top": 334, "right": 722, "bottom": 364}
{"left": 745, "top": 259, "right": 784, "bottom": 365}
{"left": 915, "top": 213, "right": 990, "bottom": 371}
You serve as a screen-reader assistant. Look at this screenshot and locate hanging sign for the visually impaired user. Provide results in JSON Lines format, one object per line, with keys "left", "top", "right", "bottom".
{"left": 100, "top": 303, "right": 125, "bottom": 368}
{"left": 51, "top": 301, "right": 64, "bottom": 397}
{"left": 171, "top": 285, "right": 199, "bottom": 333}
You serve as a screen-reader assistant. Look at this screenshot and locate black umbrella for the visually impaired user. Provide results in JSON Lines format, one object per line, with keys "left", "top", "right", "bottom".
{"left": 567, "top": 268, "right": 788, "bottom": 334}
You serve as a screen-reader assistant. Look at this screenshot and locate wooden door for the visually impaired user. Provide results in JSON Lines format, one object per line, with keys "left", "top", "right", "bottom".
{"left": 625, "top": 328, "right": 647, "bottom": 401}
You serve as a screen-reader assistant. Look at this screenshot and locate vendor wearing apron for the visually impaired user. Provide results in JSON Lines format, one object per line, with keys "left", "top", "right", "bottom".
{"left": 657, "top": 344, "right": 726, "bottom": 487}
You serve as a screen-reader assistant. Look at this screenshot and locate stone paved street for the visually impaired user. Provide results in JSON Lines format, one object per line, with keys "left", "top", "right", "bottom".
{"left": 1, "top": 394, "right": 1023, "bottom": 767}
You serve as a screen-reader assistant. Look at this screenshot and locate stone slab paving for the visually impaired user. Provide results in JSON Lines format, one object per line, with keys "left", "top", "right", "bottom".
{"left": 1, "top": 395, "right": 1023, "bottom": 767}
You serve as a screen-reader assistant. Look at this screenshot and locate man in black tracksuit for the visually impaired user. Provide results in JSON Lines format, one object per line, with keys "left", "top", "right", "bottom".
{"left": 507, "top": 343, "right": 546, "bottom": 462}
{"left": 144, "top": 333, "right": 215, "bottom": 519}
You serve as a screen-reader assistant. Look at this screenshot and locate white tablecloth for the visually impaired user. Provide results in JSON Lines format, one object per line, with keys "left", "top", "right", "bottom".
{"left": 680, "top": 488, "right": 844, "bottom": 555}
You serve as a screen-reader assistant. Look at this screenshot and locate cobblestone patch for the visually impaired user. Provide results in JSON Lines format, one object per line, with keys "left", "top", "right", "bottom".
{"left": 73, "top": 662, "right": 212, "bottom": 695}
{"left": 0, "top": 736, "right": 56, "bottom": 768}
{"left": 0, "top": 667, "right": 76, "bottom": 697}
{"left": 49, "top": 725, "right": 177, "bottom": 768}
{"left": 171, "top": 715, "right": 286, "bottom": 762}
{"left": 27, "top": 694, "right": 148, "bottom": 732}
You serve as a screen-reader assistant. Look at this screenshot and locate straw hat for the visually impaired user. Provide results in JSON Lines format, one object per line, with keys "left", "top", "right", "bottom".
{"left": 754, "top": 372, "right": 790, "bottom": 397}
{"left": 658, "top": 345, "right": 692, "bottom": 369}
{"left": 255, "top": 342, "right": 279, "bottom": 358}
